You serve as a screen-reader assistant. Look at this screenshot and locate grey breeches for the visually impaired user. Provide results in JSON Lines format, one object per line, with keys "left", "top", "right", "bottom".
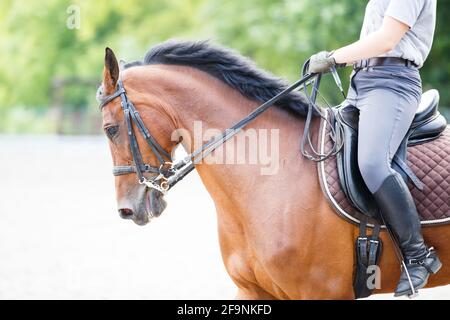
{"left": 346, "top": 66, "right": 422, "bottom": 193}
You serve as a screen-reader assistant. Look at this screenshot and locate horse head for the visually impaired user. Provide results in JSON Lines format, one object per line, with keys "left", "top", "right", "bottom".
{"left": 97, "top": 47, "right": 179, "bottom": 225}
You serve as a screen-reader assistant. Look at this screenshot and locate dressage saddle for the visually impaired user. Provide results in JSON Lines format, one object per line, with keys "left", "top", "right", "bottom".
{"left": 333, "top": 89, "right": 448, "bottom": 221}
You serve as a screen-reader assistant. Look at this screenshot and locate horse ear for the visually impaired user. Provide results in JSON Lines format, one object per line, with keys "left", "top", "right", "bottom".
{"left": 103, "top": 47, "right": 119, "bottom": 93}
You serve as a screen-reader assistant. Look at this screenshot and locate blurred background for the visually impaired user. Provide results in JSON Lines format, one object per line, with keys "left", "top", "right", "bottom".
{"left": 0, "top": 0, "right": 449, "bottom": 299}
{"left": 1, "top": 0, "right": 449, "bottom": 134}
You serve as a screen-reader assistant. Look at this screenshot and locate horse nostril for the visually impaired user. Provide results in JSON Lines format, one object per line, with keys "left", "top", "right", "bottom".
{"left": 119, "top": 208, "right": 134, "bottom": 219}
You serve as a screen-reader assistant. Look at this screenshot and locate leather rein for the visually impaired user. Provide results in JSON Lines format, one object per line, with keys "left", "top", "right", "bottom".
{"left": 99, "top": 66, "right": 341, "bottom": 195}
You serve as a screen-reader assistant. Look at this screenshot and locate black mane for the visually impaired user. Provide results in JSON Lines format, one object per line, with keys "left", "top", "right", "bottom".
{"left": 124, "top": 40, "right": 309, "bottom": 116}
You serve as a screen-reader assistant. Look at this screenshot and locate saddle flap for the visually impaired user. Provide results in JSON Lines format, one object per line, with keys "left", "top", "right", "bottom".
{"left": 335, "top": 106, "right": 380, "bottom": 219}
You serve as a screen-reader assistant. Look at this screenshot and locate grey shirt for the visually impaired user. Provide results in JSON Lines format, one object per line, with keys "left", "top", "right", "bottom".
{"left": 360, "top": 0, "right": 437, "bottom": 68}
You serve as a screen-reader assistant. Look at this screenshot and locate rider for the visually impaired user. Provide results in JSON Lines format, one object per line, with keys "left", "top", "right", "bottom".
{"left": 308, "top": 0, "right": 440, "bottom": 297}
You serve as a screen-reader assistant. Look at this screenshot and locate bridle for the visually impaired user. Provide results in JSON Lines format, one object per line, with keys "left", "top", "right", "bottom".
{"left": 99, "top": 80, "right": 175, "bottom": 193}
{"left": 99, "top": 63, "right": 343, "bottom": 195}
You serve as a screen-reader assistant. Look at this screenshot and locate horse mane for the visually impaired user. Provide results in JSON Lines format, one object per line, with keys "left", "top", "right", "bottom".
{"left": 124, "top": 40, "right": 310, "bottom": 117}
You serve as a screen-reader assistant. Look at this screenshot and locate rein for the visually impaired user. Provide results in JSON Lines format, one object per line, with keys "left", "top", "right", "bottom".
{"left": 99, "top": 66, "right": 342, "bottom": 194}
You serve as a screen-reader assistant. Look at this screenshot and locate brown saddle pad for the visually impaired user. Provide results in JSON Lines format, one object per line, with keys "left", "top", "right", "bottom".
{"left": 318, "top": 111, "right": 450, "bottom": 227}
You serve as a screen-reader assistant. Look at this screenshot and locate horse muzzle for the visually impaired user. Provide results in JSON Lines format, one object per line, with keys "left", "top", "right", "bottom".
{"left": 117, "top": 188, "right": 167, "bottom": 226}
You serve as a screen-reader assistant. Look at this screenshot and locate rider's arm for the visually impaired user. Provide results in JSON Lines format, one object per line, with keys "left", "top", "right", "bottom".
{"left": 332, "top": 16, "right": 410, "bottom": 65}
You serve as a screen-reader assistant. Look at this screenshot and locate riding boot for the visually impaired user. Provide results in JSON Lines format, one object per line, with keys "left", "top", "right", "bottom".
{"left": 372, "top": 173, "right": 442, "bottom": 297}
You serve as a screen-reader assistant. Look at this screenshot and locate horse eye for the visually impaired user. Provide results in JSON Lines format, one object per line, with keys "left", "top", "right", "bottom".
{"left": 104, "top": 125, "right": 119, "bottom": 139}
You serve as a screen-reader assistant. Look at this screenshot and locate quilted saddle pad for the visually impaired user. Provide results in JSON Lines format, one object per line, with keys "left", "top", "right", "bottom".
{"left": 318, "top": 111, "right": 450, "bottom": 227}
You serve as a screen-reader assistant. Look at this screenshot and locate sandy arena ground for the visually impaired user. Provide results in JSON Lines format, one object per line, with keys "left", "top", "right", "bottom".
{"left": 0, "top": 135, "right": 448, "bottom": 299}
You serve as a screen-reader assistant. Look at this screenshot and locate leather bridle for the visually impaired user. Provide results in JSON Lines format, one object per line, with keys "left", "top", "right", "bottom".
{"left": 99, "top": 65, "right": 342, "bottom": 195}
{"left": 99, "top": 80, "right": 175, "bottom": 193}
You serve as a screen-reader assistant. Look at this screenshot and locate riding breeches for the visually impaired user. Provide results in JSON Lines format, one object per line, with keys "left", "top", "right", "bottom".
{"left": 346, "top": 66, "right": 422, "bottom": 193}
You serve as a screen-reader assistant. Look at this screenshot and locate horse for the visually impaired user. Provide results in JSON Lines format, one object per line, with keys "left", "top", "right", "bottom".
{"left": 97, "top": 40, "right": 450, "bottom": 299}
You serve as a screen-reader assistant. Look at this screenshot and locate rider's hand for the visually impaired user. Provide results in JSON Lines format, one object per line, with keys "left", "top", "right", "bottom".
{"left": 308, "top": 51, "right": 337, "bottom": 74}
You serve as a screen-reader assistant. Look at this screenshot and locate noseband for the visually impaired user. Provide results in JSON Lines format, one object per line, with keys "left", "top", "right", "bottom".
{"left": 99, "top": 67, "right": 340, "bottom": 195}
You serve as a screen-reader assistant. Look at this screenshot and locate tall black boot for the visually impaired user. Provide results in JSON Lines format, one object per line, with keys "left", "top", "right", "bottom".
{"left": 373, "top": 173, "right": 442, "bottom": 297}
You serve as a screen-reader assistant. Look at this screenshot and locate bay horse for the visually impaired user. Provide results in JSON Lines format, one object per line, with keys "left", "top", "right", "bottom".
{"left": 98, "top": 40, "right": 450, "bottom": 299}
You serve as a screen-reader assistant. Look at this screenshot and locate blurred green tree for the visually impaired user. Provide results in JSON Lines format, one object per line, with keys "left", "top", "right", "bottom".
{"left": 0, "top": 0, "right": 448, "bottom": 124}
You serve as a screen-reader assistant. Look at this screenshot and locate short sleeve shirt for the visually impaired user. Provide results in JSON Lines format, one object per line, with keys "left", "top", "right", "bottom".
{"left": 360, "top": 0, "right": 437, "bottom": 68}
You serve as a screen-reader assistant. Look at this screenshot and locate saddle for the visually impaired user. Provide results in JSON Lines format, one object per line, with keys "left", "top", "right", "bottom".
{"left": 318, "top": 89, "right": 450, "bottom": 227}
{"left": 334, "top": 89, "right": 447, "bottom": 222}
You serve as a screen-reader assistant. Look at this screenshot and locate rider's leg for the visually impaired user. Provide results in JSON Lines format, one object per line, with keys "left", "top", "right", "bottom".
{"left": 357, "top": 86, "right": 413, "bottom": 194}
{"left": 355, "top": 68, "right": 441, "bottom": 297}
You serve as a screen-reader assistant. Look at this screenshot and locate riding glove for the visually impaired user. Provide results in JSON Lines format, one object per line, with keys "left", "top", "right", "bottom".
{"left": 308, "top": 51, "right": 339, "bottom": 74}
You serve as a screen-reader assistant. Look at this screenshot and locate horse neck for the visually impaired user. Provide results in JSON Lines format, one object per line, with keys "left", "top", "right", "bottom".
{"left": 147, "top": 65, "right": 317, "bottom": 194}
{"left": 131, "top": 64, "right": 318, "bottom": 204}
{"left": 143, "top": 65, "right": 306, "bottom": 147}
